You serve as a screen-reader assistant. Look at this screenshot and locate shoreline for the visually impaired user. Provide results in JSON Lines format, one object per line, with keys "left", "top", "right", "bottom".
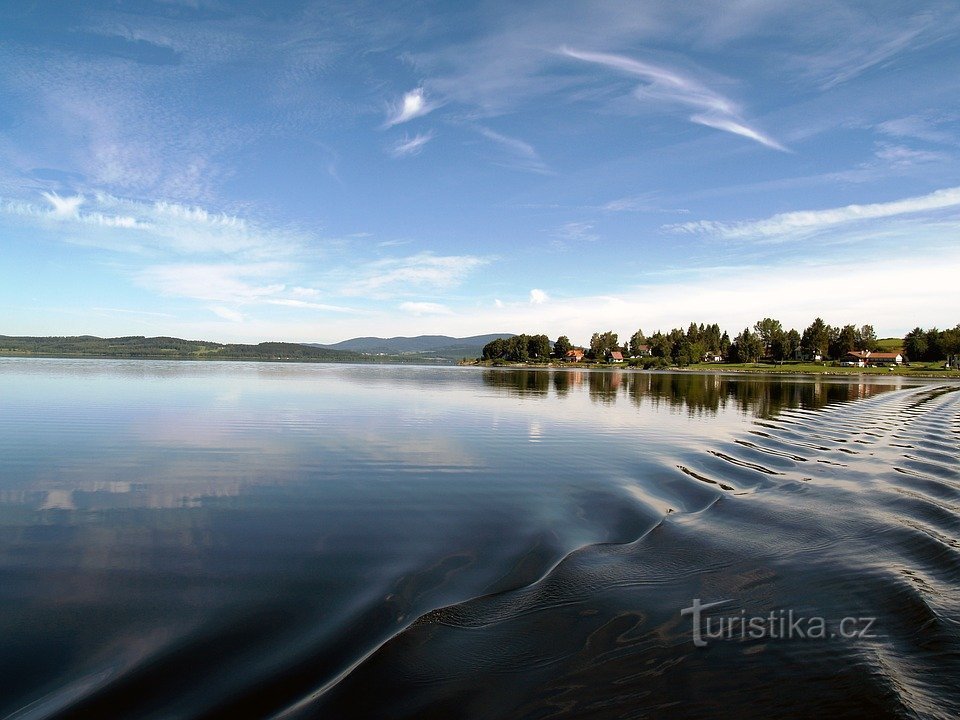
{"left": 460, "top": 359, "right": 960, "bottom": 379}
{"left": 3, "top": 352, "right": 959, "bottom": 379}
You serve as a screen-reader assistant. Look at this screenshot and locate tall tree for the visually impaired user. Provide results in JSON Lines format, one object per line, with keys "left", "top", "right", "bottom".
{"left": 589, "top": 331, "right": 619, "bottom": 359}
{"left": 830, "top": 324, "right": 858, "bottom": 359}
{"left": 553, "top": 335, "right": 572, "bottom": 358}
{"left": 731, "top": 328, "right": 764, "bottom": 363}
{"left": 802, "top": 317, "right": 831, "bottom": 359}
{"left": 754, "top": 318, "right": 783, "bottom": 356}
{"left": 527, "top": 334, "right": 551, "bottom": 360}
{"left": 770, "top": 329, "right": 791, "bottom": 362}
{"left": 649, "top": 331, "right": 672, "bottom": 359}
{"left": 855, "top": 324, "right": 878, "bottom": 351}
{"left": 903, "top": 327, "right": 928, "bottom": 361}
{"left": 786, "top": 329, "right": 801, "bottom": 359}
{"left": 925, "top": 328, "right": 943, "bottom": 361}
{"left": 628, "top": 329, "right": 646, "bottom": 356}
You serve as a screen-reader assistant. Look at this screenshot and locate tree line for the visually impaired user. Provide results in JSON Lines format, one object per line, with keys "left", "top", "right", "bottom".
{"left": 481, "top": 318, "right": 960, "bottom": 365}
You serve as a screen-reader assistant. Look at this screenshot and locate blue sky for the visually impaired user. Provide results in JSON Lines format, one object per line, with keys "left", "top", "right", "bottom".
{"left": 1, "top": 0, "right": 959, "bottom": 344}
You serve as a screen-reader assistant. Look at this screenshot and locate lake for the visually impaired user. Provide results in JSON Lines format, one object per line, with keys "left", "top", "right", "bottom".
{"left": 1, "top": 358, "right": 958, "bottom": 719}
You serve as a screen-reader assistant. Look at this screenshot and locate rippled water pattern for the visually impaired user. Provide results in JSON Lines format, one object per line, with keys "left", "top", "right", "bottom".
{"left": 0, "top": 359, "right": 957, "bottom": 719}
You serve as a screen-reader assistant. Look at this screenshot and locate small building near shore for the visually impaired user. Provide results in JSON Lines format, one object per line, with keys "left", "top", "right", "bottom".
{"left": 845, "top": 350, "right": 903, "bottom": 365}
{"left": 606, "top": 350, "right": 624, "bottom": 363}
{"left": 565, "top": 348, "right": 585, "bottom": 362}
{"left": 634, "top": 344, "right": 653, "bottom": 357}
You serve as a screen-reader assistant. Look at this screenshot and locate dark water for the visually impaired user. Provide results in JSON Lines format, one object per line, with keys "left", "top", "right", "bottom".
{"left": 1, "top": 359, "right": 958, "bottom": 719}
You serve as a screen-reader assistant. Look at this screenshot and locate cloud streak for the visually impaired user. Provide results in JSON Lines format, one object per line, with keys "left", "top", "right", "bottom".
{"left": 561, "top": 47, "right": 786, "bottom": 151}
{"left": 668, "top": 186, "right": 960, "bottom": 241}
{"left": 475, "top": 126, "right": 550, "bottom": 173}
{"left": 390, "top": 131, "right": 435, "bottom": 158}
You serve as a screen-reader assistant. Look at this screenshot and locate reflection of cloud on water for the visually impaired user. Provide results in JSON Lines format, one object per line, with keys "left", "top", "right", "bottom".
{"left": 528, "top": 421, "right": 543, "bottom": 443}
{"left": 38, "top": 489, "right": 76, "bottom": 510}
{"left": 4, "top": 476, "right": 248, "bottom": 511}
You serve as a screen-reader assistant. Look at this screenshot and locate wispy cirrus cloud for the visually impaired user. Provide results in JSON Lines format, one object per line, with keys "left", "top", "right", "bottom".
{"left": 560, "top": 47, "right": 786, "bottom": 152}
{"left": 384, "top": 87, "right": 438, "bottom": 127}
{"left": 876, "top": 115, "right": 958, "bottom": 146}
{"left": 137, "top": 262, "right": 291, "bottom": 304}
{"left": 1, "top": 191, "right": 301, "bottom": 257}
{"left": 399, "top": 301, "right": 453, "bottom": 315}
{"left": 668, "top": 186, "right": 960, "bottom": 241}
{"left": 475, "top": 126, "right": 549, "bottom": 174}
{"left": 600, "top": 193, "right": 688, "bottom": 214}
{"left": 554, "top": 221, "right": 599, "bottom": 243}
{"left": 137, "top": 262, "right": 359, "bottom": 314}
{"left": 390, "top": 131, "right": 435, "bottom": 158}
{"left": 873, "top": 143, "right": 947, "bottom": 166}
{"left": 791, "top": 13, "right": 951, "bottom": 90}
{"left": 343, "top": 252, "right": 488, "bottom": 297}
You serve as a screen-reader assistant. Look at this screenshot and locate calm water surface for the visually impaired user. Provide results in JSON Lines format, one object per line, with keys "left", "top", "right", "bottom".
{"left": 0, "top": 359, "right": 958, "bottom": 719}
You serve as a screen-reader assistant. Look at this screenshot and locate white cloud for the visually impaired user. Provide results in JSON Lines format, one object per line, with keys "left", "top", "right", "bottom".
{"left": 384, "top": 88, "right": 438, "bottom": 127}
{"left": 529, "top": 288, "right": 549, "bottom": 305}
{"left": 2, "top": 191, "right": 301, "bottom": 257}
{"left": 689, "top": 114, "right": 787, "bottom": 152}
{"left": 343, "top": 252, "right": 488, "bottom": 296}
{"left": 399, "top": 301, "right": 453, "bottom": 315}
{"left": 554, "top": 221, "right": 599, "bottom": 242}
{"left": 264, "top": 298, "right": 356, "bottom": 312}
{"left": 390, "top": 131, "right": 435, "bottom": 158}
{"left": 475, "top": 126, "right": 549, "bottom": 173}
{"left": 876, "top": 115, "right": 957, "bottom": 146}
{"left": 873, "top": 143, "right": 946, "bottom": 166}
{"left": 42, "top": 192, "right": 84, "bottom": 218}
{"left": 137, "top": 262, "right": 290, "bottom": 304}
{"left": 668, "top": 186, "right": 960, "bottom": 241}
{"left": 561, "top": 47, "right": 786, "bottom": 151}
{"left": 211, "top": 306, "right": 244, "bottom": 322}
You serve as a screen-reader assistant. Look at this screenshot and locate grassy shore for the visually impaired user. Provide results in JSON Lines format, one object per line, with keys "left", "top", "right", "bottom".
{"left": 464, "top": 358, "right": 960, "bottom": 378}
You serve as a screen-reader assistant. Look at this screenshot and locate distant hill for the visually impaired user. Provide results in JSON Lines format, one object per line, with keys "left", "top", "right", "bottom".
{"left": 876, "top": 337, "right": 904, "bottom": 351}
{"left": 0, "top": 335, "right": 362, "bottom": 362}
{"left": 309, "top": 333, "right": 515, "bottom": 361}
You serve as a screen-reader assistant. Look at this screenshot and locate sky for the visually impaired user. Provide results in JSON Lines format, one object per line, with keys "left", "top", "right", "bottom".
{"left": 1, "top": 0, "right": 959, "bottom": 345}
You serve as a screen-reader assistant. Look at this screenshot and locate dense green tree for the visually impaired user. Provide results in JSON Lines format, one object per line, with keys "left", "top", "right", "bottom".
{"left": 553, "top": 335, "right": 572, "bottom": 358}
{"left": 628, "top": 329, "right": 646, "bottom": 356}
{"left": 648, "top": 331, "right": 672, "bottom": 359}
{"left": 482, "top": 337, "right": 506, "bottom": 360}
{"left": 856, "top": 324, "right": 878, "bottom": 351}
{"left": 829, "top": 324, "right": 858, "bottom": 360}
{"left": 925, "top": 328, "right": 943, "bottom": 361}
{"left": 527, "top": 334, "right": 551, "bottom": 360}
{"left": 589, "top": 331, "right": 619, "bottom": 359}
{"left": 731, "top": 328, "right": 764, "bottom": 363}
{"left": 719, "top": 331, "right": 731, "bottom": 356}
{"left": 903, "top": 327, "right": 928, "bottom": 361}
{"left": 786, "top": 329, "right": 801, "bottom": 359}
{"left": 802, "top": 317, "right": 831, "bottom": 358}
{"left": 943, "top": 325, "right": 960, "bottom": 359}
{"left": 770, "top": 329, "right": 791, "bottom": 362}
{"left": 754, "top": 318, "right": 783, "bottom": 356}
{"left": 702, "top": 323, "right": 723, "bottom": 354}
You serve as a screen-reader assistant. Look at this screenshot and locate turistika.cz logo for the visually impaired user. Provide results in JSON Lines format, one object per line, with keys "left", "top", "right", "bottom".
{"left": 680, "top": 599, "right": 878, "bottom": 648}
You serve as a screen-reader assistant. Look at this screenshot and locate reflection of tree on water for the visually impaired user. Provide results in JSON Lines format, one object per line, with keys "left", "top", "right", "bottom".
{"left": 481, "top": 369, "right": 551, "bottom": 396}
{"left": 481, "top": 370, "right": 897, "bottom": 417}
